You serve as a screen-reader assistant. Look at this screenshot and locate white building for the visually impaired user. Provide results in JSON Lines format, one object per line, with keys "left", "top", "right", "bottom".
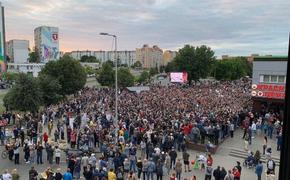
{"left": 107, "top": 51, "right": 136, "bottom": 66}
{"left": 7, "top": 40, "right": 29, "bottom": 63}
{"left": 34, "top": 26, "right": 59, "bottom": 63}
{"left": 69, "top": 50, "right": 136, "bottom": 66}
{"left": 7, "top": 63, "right": 45, "bottom": 77}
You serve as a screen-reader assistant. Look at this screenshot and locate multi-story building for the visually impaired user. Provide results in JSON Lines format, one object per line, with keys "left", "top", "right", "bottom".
{"left": 7, "top": 40, "right": 29, "bottom": 63}
{"left": 69, "top": 50, "right": 136, "bottom": 66}
{"left": 251, "top": 56, "right": 287, "bottom": 114}
{"left": 136, "top": 44, "right": 163, "bottom": 69}
{"left": 163, "top": 50, "right": 177, "bottom": 66}
{"left": 107, "top": 51, "right": 136, "bottom": 66}
{"left": 34, "top": 26, "right": 59, "bottom": 63}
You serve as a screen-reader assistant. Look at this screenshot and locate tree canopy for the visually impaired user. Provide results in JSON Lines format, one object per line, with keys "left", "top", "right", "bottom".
{"left": 80, "top": 55, "right": 100, "bottom": 63}
{"left": 214, "top": 57, "right": 252, "bottom": 80}
{"left": 3, "top": 73, "right": 42, "bottom": 113}
{"left": 117, "top": 68, "right": 135, "bottom": 88}
{"left": 138, "top": 71, "right": 150, "bottom": 84}
{"left": 166, "top": 45, "right": 215, "bottom": 83}
{"left": 132, "top": 61, "right": 142, "bottom": 68}
{"left": 28, "top": 51, "right": 40, "bottom": 63}
{"left": 97, "top": 62, "right": 115, "bottom": 86}
{"left": 39, "top": 55, "right": 87, "bottom": 95}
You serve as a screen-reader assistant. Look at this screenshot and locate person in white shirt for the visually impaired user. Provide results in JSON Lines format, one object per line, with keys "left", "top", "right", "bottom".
{"left": 55, "top": 146, "right": 61, "bottom": 165}
{"left": 251, "top": 122, "right": 257, "bottom": 138}
{"left": 2, "top": 169, "right": 12, "bottom": 180}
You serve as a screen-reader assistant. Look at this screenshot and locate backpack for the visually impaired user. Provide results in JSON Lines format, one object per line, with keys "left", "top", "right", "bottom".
{"left": 117, "top": 171, "right": 123, "bottom": 179}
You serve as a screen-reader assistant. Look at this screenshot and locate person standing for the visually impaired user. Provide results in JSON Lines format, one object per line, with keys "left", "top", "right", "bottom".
{"left": 13, "top": 142, "right": 20, "bottom": 165}
{"left": 255, "top": 161, "right": 263, "bottom": 180}
{"left": 55, "top": 146, "right": 61, "bottom": 165}
{"left": 276, "top": 132, "right": 282, "bottom": 151}
{"left": 220, "top": 167, "right": 227, "bottom": 179}
{"left": 63, "top": 168, "right": 73, "bottom": 180}
{"left": 29, "top": 166, "right": 38, "bottom": 180}
{"left": 142, "top": 159, "right": 148, "bottom": 180}
{"left": 169, "top": 147, "right": 177, "bottom": 169}
{"left": 213, "top": 166, "right": 221, "bottom": 180}
{"left": 263, "top": 136, "right": 268, "bottom": 155}
{"left": 205, "top": 166, "right": 213, "bottom": 180}
{"left": 147, "top": 158, "right": 156, "bottom": 180}
{"left": 224, "top": 170, "right": 234, "bottom": 180}
{"left": 230, "top": 122, "right": 235, "bottom": 138}
{"left": 48, "top": 120, "right": 53, "bottom": 136}
{"left": 108, "top": 168, "right": 117, "bottom": 180}
{"left": 182, "top": 150, "right": 191, "bottom": 172}
{"left": 136, "top": 157, "right": 143, "bottom": 180}
{"left": 175, "top": 159, "right": 182, "bottom": 180}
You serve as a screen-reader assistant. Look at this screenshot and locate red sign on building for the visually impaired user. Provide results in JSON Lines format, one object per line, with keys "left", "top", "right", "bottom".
{"left": 252, "top": 84, "right": 285, "bottom": 99}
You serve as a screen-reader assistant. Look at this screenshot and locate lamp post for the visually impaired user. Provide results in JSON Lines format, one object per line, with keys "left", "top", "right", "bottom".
{"left": 100, "top": 32, "right": 118, "bottom": 123}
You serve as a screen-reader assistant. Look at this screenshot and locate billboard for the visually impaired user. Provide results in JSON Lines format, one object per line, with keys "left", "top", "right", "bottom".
{"left": 170, "top": 72, "right": 188, "bottom": 83}
{"left": 36, "top": 26, "right": 59, "bottom": 63}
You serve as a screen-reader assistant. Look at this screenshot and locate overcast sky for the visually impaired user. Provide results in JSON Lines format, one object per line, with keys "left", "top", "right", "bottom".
{"left": 2, "top": 0, "right": 290, "bottom": 56}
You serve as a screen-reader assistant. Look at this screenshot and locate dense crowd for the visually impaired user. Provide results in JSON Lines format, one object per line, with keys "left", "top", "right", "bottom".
{"left": 0, "top": 78, "right": 280, "bottom": 180}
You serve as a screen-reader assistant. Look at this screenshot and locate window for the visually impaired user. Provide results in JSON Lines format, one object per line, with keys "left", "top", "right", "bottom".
{"left": 270, "top": 75, "right": 278, "bottom": 83}
{"left": 263, "top": 75, "right": 270, "bottom": 83}
{"left": 260, "top": 74, "right": 285, "bottom": 84}
{"left": 278, "top": 75, "right": 286, "bottom": 83}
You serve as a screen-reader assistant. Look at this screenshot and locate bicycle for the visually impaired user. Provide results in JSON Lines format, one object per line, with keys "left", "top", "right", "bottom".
{"left": 1, "top": 149, "right": 8, "bottom": 159}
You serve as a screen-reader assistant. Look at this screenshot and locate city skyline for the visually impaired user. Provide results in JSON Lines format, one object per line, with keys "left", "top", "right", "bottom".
{"left": 2, "top": 0, "right": 290, "bottom": 57}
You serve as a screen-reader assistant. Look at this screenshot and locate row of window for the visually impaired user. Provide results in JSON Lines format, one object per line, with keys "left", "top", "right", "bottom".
{"left": 259, "top": 74, "right": 286, "bottom": 84}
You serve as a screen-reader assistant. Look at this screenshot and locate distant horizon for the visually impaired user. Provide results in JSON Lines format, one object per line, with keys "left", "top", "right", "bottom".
{"left": 2, "top": 0, "right": 289, "bottom": 57}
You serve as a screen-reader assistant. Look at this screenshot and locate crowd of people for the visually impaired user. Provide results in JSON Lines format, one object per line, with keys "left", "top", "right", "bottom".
{"left": 0, "top": 78, "right": 280, "bottom": 179}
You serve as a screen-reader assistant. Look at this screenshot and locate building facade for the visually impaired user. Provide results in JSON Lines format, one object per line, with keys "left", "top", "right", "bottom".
{"left": 34, "top": 26, "right": 59, "bottom": 63}
{"left": 163, "top": 50, "right": 177, "bottom": 66}
{"left": 136, "top": 44, "right": 163, "bottom": 69}
{"left": 69, "top": 50, "right": 136, "bottom": 66}
{"left": 7, "top": 40, "right": 29, "bottom": 63}
{"left": 251, "top": 56, "right": 287, "bottom": 114}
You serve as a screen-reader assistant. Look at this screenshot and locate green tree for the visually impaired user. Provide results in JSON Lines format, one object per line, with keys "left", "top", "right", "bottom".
{"left": 173, "top": 44, "right": 215, "bottom": 83}
{"left": 132, "top": 61, "right": 142, "bottom": 68}
{"left": 38, "top": 75, "right": 62, "bottom": 106}
{"left": 214, "top": 57, "right": 252, "bottom": 80}
{"left": 3, "top": 73, "right": 42, "bottom": 113}
{"left": 80, "top": 55, "right": 100, "bottom": 63}
{"left": 84, "top": 65, "right": 96, "bottom": 75}
{"left": 39, "top": 55, "right": 87, "bottom": 95}
{"left": 149, "top": 68, "right": 158, "bottom": 77}
{"left": 97, "top": 62, "right": 114, "bottom": 86}
{"left": 138, "top": 71, "right": 150, "bottom": 84}
{"left": 28, "top": 51, "right": 39, "bottom": 63}
{"left": 117, "top": 68, "right": 135, "bottom": 88}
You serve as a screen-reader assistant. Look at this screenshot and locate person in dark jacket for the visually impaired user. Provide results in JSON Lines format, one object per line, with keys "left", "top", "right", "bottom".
{"left": 156, "top": 160, "right": 163, "bottom": 180}
{"left": 54, "top": 168, "right": 63, "bottom": 180}
{"left": 220, "top": 167, "right": 227, "bottom": 179}
{"left": 169, "top": 147, "right": 177, "bottom": 169}
{"left": 213, "top": 166, "right": 221, "bottom": 180}
{"left": 83, "top": 166, "right": 93, "bottom": 180}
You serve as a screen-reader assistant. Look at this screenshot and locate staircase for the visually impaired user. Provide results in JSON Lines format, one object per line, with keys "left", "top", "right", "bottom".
{"left": 229, "top": 148, "right": 280, "bottom": 166}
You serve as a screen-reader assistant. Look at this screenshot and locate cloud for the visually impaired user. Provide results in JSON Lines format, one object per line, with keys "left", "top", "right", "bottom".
{"left": 1, "top": 0, "right": 289, "bottom": 56}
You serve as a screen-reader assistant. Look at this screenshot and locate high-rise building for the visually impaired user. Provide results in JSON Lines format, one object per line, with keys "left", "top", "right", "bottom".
{"left": 34, "top": 26, "right": 59, "bottom": 63}
{"left": 163, "top": 50, "right": 177, "bottom": 66}
{"left": 0, "top": 2, "right": 6, "bottom": 71}
{"left": 136, "top": 44, "right": 163, "bottom": 69}
{"left": 7, "top": 40, "right": 29, "bottom": 63}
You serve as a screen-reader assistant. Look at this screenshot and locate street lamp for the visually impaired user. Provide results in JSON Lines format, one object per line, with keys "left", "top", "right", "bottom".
{"left": 100, "top": 32, "right": 118, "bottom": 123}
